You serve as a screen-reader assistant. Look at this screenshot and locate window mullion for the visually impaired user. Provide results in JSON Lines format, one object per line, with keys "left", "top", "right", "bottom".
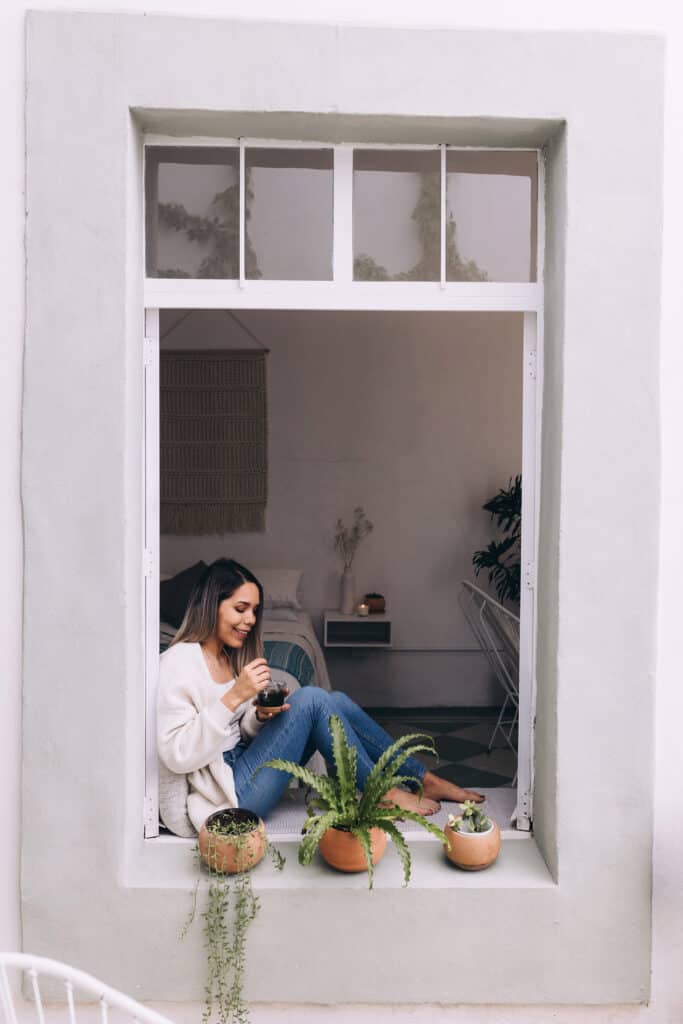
{"left": 517, "top": 309, "right": 540, "bottom": 832}
{"left": 143, "top": 308, "right": 160, "bottom": 839}
{"left": 333, "top": 146, "right": 353, "bottom": 283}
{"left": 239, "top": 138, "right": 245, "bottom": 288}
{"left": 440, "top": 144, "right": 446, "bottom": 289}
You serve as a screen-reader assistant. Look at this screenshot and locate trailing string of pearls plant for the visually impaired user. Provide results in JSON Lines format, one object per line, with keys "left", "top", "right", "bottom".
{"left": 181, "top": 809, "right": 285, "bottom": 1024}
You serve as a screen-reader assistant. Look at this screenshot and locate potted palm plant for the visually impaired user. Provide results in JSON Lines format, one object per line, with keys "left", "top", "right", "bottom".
{"left": 264, "top": 714, "right": 448, "bottom": 888}
{"left": 472, "top": 474, "right": 522, "bottom": 605}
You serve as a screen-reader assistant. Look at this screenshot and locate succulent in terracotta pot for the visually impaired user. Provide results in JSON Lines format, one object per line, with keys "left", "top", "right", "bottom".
{"left": 263, "top": 714, "right": 447, "bottom": 888}
{"left": 444, "top": 800, "right": 501, "bottom": 871}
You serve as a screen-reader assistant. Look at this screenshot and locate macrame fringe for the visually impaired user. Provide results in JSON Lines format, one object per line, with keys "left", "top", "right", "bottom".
{"left": 161, "top": 503, "right": 265, "bottom": 536}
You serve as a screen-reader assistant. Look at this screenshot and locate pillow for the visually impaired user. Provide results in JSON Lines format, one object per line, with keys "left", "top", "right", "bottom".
{"left": 262, "top": 607, "right": 299, "bottom": 622}
{"left": 160, "top": 561, "right": 207, "bottom": 628}
{"left": 251, "top": 568, "right": 302, "bottom": 610}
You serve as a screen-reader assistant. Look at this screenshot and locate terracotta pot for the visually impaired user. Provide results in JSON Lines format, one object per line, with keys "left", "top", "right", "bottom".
{"left": 318, "top": 826, "right": 387, "bottom": 873}
{"left": 198, "top": 808, "right": 267, "bottom": 874}
{"left": 365, "top": 595, "right": 386, "bottom": 614}
{"left": 444, "top": 818, "right": 501, "bottom": 871}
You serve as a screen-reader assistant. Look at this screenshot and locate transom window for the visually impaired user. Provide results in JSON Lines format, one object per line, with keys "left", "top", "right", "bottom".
{"left": 144, "top": 141, "right": 538, "bottom": 289}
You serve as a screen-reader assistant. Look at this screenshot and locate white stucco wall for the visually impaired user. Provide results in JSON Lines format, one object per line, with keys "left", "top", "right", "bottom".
{"left": 20, "top": 8, "right": 662, "bottom": 1005}
{"left": 3, "top": 2, "right": 682, "bottom": 1022}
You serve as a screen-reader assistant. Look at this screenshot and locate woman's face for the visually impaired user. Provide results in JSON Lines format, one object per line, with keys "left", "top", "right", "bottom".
{"left": 216, "top": 582, "right": 260, "bottom": 649}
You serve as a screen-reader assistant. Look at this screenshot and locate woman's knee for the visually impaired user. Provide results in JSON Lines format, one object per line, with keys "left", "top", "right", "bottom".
{"left": 288, "top": 686, "right": 332, "bottom": 712}
{"left": 328, "top": 690, "right": 356, "bottom": 713}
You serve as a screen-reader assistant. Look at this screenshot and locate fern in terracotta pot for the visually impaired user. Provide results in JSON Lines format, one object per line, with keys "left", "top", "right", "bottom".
{"left": 263, "top": 714, "right": 448, "bottom": 888}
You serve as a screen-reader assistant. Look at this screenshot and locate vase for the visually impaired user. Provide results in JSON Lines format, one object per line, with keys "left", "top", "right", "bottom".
{"left": 340, "top": 569, "right": 355, "bottom": 614}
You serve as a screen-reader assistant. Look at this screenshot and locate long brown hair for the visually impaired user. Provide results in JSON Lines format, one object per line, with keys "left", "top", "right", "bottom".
{"left": 171, "top": 559, "right": 265, "bottom": 674}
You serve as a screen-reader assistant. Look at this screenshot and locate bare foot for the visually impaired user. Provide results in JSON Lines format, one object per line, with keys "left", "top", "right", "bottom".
{"left": 422, "top": 771, "right": 485, "bottom": 805}
{"left": 382, "top": 787, "right": 440, "bottom": 816}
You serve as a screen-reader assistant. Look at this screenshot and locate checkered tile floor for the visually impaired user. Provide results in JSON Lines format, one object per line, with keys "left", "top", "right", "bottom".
{"left": 368, "top": 709, "right": 517, "bottom": 789}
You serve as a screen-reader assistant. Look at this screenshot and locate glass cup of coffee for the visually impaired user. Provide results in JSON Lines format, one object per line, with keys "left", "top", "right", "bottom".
{"left": 257, "top": 681, "right": 287, "bottom": 708}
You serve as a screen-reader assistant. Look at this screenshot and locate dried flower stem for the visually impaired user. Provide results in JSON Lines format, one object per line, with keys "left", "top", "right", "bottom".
{"left": 334, "top": 507, "right": 374, "bottom": 570}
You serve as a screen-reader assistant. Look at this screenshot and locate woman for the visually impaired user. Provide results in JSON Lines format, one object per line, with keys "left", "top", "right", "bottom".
{"left": 158, "top": 558, "right": 484, "bottom": 833}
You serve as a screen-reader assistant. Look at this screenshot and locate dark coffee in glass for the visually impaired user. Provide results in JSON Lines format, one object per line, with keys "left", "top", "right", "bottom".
{"left": 257, "top": 682, "right": 287, "bottom": 707}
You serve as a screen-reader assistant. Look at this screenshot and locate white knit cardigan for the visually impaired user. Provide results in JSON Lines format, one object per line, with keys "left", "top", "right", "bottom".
{"left": 157, "top": 642, "right": 263, "bottom": 833}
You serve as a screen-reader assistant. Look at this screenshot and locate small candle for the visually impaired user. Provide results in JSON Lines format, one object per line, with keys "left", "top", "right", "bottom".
{"left": 357, "top": 602, "right": 369, "bottom": 617}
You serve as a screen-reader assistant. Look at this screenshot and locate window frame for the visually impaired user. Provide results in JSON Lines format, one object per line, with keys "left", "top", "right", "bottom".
{"left": 143, "top": 137, "right": 544, "bottom": 840}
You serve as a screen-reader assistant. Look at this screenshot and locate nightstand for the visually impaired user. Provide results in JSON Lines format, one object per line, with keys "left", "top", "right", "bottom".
{"left": 323, "top": 611, "right": 392, "bottom": 648}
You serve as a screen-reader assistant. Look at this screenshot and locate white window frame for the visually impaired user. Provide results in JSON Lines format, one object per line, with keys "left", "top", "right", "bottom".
{"left": 143, "top": 137, "right": 544, "bottom": 838}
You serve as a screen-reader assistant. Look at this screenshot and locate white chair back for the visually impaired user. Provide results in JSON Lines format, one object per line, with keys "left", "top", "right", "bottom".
{"left": 460, "top": 581, "right": 520, "bottom": 765}
{"left": 0, "top": 955, "right": 175, "bottom": 1024}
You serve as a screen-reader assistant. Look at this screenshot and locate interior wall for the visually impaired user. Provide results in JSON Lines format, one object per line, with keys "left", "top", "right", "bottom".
{"left": 160, "top": 309, "right": 523, "bottom": 706}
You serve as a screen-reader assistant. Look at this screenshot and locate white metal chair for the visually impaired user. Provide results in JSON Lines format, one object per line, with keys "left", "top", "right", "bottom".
{"left": 0, "top": 954, "right": 175, "bottom": 1024}
{"left": 459, "top": 581, "right": 520, "bottom": 780}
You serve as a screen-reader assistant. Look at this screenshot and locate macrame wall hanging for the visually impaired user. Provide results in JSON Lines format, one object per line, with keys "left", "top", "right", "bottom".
{"left": 160, "top": 348, "right": 267, "bottom": 534}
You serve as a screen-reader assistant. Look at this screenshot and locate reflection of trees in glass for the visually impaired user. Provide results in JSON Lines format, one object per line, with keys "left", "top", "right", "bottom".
{"left": 156, "top": 171, "right": 261, "bottom": 279}
{"left": 354, "top": 173, "right": 488, "bottom": 282}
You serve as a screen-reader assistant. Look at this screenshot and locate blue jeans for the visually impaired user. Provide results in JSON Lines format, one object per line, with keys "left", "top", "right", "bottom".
{"left": 223, "top": 688, "right": 426, "bottom": 819}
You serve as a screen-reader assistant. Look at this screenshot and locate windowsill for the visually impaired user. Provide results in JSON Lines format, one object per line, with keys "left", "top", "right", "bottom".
{"left": 125, "top": 832, "right": 554, "bottom": 891}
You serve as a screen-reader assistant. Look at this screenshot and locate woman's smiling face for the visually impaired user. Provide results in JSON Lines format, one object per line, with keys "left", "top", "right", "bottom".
{"left": 216, "top": 582, "right": 260, "bottom": 649}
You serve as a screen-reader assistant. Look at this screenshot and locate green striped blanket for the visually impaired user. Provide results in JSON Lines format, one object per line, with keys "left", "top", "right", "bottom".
{"left": 264, "top": 640, "right": 314, "bottom": 687}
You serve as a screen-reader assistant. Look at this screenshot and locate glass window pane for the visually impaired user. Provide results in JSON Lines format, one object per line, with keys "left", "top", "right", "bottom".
{"left": 245, "top": 148, "right": 333, "bottom": 280}
{"left": 145, "top": 147, "right": 239, "bottom": 279}
{"left": 353, "top": 150, "right": 440, "bottom": 281}
{"left": 446, "top": 151, "right": 537, "bottom": 282}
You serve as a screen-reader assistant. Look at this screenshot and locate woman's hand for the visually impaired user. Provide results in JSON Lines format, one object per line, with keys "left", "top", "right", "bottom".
{"left": 254, "top": 690, "right": 291, "bottom": 723}
{"left": 223, "top": 658, "right": 271, "bottom": 709}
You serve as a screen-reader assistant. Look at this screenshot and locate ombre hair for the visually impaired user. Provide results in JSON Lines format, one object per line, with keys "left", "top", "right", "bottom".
{"left": 171, "top": 559, "right": 265, "bottom": 674}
